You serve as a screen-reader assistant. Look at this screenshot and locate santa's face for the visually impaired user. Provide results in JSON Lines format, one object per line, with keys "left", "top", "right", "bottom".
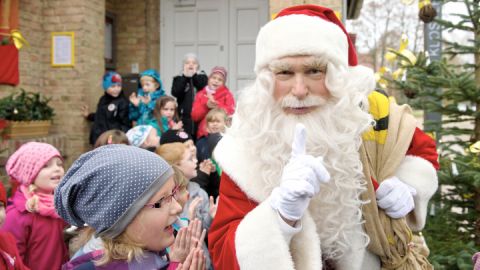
{"left": 270, "top": 56, "right": 330, "bottom": 115}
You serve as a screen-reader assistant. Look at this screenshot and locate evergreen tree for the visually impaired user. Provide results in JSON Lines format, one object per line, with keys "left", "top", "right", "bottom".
{"left": 388, "top": 0, "right": 479, "bottom": 269}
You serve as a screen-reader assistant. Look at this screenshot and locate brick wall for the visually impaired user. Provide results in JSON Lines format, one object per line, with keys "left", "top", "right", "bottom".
{"left": 146, "top": 0, "right": 159, "bottom": 70}
{"left": 1, "top": 0, "right": 161, "bottom": 168}
{"left": 1, "top": 0, "right": 105, "bottom": 167}
{"left": 106, "top": 0, "right": 114, "bottom": 11}
{"left": 41, "top": 0, "right": 105, "bottom": 165}
{"left": 112, "top": 0, "right": 159, "bottom": 74}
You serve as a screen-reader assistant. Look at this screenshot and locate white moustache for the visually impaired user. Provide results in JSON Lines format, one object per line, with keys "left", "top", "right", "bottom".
{"left": 280, "top": 95, "right": 327, "bottom": 108}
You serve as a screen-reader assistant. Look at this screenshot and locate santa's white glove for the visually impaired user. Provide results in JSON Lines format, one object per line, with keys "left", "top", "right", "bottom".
{"left": 270, "top": 124, "right": 330, "bottom": 221}
{"left": 376, "top": 176, "right": 417, "bottom": 219}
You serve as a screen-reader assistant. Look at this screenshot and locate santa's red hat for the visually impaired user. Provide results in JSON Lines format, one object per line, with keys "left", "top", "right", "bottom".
{"left": 255, "top": 5, "right": 357, "bottom": 73}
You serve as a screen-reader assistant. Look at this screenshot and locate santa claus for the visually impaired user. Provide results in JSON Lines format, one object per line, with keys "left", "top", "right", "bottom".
{"left": 208, "top": 5, "right": 438, "bottom": 270}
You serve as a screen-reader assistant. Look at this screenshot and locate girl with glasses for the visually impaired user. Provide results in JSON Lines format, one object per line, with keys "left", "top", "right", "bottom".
{"left": 55, "top": 145, "right": 205, "bottom": 269}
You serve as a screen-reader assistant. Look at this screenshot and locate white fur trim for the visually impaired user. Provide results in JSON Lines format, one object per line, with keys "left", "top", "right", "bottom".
{"left": 214, "top": 134, "right": 270, "bottom": 201}
{"left": 395, "top": 155, "right": 438, "bottom": 231}
{"left": 235, "top": 199, "right": 322, "bottom": 270}
{"left": 254, "top": 14, "right": 348, "bottom": 73}
{"left": 216, "top": 136, "right": 322, "bottom": 269}
{"left": 276, "top": 212, "right": 302, "bottom": 244}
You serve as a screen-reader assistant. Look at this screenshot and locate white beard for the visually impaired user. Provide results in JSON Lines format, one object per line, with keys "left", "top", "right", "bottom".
{"left": 226, "top": 67, "right": 375, "bottom": 260}
{"left": 272, "top": 100, "right": 371, "bottom": 260}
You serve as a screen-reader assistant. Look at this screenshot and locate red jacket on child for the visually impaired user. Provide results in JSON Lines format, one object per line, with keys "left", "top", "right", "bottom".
{"left": 0, "top": 231, "right": 29, "bottom": 270}
{"left": 1, "top": 191, "right": 68, "bottom": 270}
{"left": 191, "top": 85, "right": 235, "bottom": 139}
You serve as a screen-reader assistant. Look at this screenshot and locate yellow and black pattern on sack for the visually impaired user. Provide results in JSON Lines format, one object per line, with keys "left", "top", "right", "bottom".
{"left": 362, "top": 89, "right": 390, "bottom": 145}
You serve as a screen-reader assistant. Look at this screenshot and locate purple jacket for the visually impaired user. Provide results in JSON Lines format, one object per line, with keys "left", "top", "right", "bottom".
{"left": 62, "top": 250, "right": 179, "bottom": 270}
{"left": 1, "top": 190, "right": 69, "bottom": 270}
{"left": 473, "top": 252, "right": 480, "bottom": 270}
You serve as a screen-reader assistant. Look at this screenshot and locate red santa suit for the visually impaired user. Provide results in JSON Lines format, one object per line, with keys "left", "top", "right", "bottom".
{"left": 208, "top": 5, "right": 439, "bottom": 270}
{"left": 209, "top": 128, "right": 438, "bottom": 270}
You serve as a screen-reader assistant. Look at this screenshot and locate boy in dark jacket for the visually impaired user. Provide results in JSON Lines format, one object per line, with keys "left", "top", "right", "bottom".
{"left": 82, "top": 71, "right": 131, "bottom": 145}
{"left": 171, "top": 53, "right": 208, "bottom": 140}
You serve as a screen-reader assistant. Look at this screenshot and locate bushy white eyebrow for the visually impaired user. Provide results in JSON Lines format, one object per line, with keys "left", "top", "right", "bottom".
{"left": 269, "top": 59, "right": 292, "bottom": 73}
{"left": 269, "top": 56, "right": 328, "bottom": 73}
{"left": 302, "top": 58, "right": 327, "bottom": 71}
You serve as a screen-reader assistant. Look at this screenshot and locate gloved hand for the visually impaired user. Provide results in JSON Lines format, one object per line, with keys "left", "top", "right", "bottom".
{"left": 270, "top": 124, "right": 330, "bottom": 221}
{"left": 376, "top": 176, "right": 417, "bottom": 219}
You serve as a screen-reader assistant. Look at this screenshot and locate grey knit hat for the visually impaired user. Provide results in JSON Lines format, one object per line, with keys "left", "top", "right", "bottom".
{"left": 54, "top": 144, "right": 173, "bottom": 239}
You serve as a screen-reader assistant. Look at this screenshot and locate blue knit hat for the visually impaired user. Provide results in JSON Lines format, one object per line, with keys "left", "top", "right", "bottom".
{"left": 54, "top": 144, "right": 173, "bottom": 239}
{"left": 102, "top": 71, "right": 122, "bottom": 91}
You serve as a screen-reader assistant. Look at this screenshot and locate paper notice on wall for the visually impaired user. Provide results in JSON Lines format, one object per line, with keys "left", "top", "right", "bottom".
{"left": 52, "top": 33, "right": 74, "bottom": 67}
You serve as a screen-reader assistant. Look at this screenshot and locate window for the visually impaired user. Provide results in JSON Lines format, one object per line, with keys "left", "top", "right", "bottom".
{"left": 105, "top": 12, "right": 116, "bottom": 70}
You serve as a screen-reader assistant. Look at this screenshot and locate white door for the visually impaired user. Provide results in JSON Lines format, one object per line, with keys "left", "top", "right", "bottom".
{"left": 160, "top": 0, "right": 268, "bottom": 97}
{"left": 229, "top": 0, "right": 268, "bottom": 95}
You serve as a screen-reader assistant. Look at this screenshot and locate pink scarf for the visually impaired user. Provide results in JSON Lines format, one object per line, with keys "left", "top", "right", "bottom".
{"left": 205, "top": 85, "right": 216, "bottom": 96}
{"left": 20, "top": 185, "right": 60, "bottom": 219}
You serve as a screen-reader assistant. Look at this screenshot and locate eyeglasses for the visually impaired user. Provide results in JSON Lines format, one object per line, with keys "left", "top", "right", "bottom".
{"left": 144, "top": 185, "right": 180, "bottom": 209}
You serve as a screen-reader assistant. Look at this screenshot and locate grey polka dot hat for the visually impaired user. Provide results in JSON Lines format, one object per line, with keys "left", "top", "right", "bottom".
{"left": 54, "top": 144, "right": 173, "bottom": 239}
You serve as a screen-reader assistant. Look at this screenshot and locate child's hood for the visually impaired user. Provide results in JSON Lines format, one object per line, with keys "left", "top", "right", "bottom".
{"left": 140, "top": 69, "right": 162, "bottom": 88}
{"left": 139, "top": 69, "right": 165, "bottom": 96}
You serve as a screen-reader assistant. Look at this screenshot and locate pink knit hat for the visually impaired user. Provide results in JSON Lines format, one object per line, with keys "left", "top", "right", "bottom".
{"left": 210, "top": 66, "right": 227, "bottom": 82}
{"left": 6, "top": 142, "right": 62, "bottom": 186}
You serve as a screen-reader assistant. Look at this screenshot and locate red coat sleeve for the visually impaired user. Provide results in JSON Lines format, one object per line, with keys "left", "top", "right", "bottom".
{"left": 216, "top": 88, "right": 235, "bottom": 115}
{"left": 406, "top": 128, "right": 440, "bottom": 170}
{"left": 3, "top": 206, "right": 31, "bottom": 261}
{"left": 191, "top": 89, "right": 209, "bottom": 123}
{"left": 0, "top": 232, "right": 30, "bottom": 270}
{"left": 208, "top": 173, "right": 258, "bottom": 270}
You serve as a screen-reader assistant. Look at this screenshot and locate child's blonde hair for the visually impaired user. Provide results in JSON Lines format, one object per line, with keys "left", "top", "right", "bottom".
{"left": 206, "top": 108, "right": 228, "bottom": 123}
{"left": 172, "top": 165, "right": 188, "bottom": 190}
{"left": 96, "top": 229, "right": 145, "bottom": 265}
{"left": 72, "top": 226, "right": 140, "bottom": 266}
{"left": 155, "top": 143, "right": 189, "bottom": 189}
{"left": 94, "top": 130, "right": 129, "bottom": 148}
